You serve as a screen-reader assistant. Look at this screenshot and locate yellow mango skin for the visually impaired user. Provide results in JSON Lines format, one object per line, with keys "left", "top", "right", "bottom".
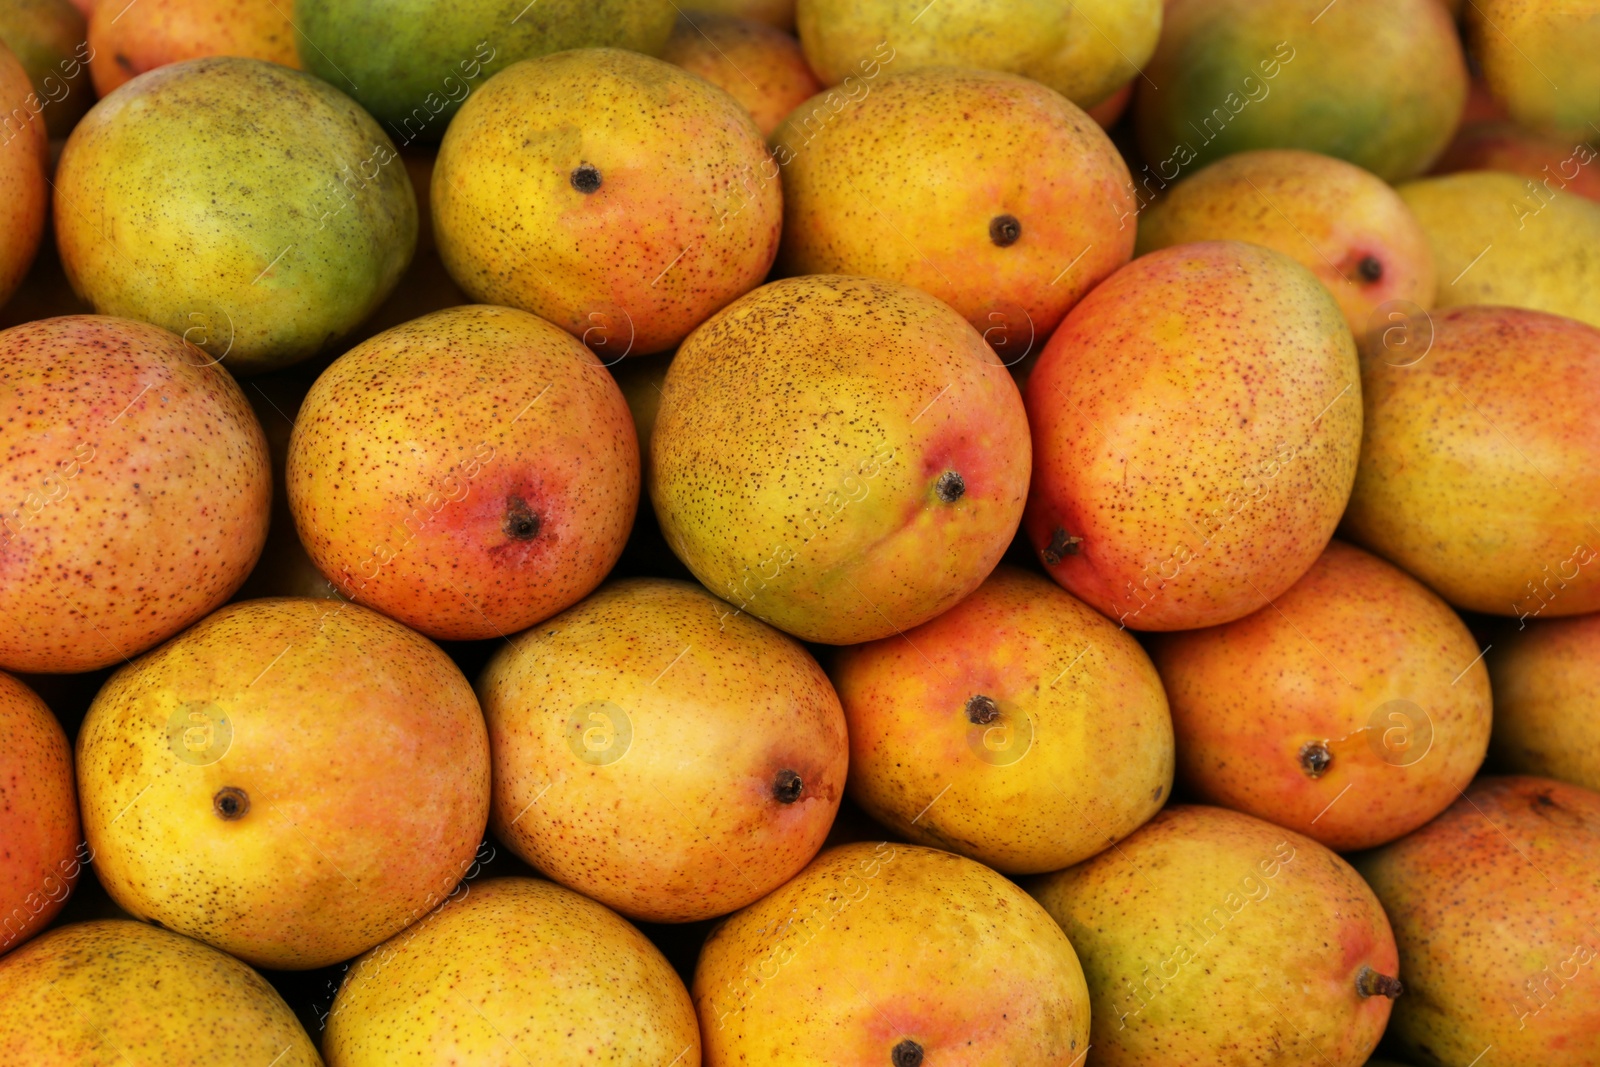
{"left": 325, "top": 878, "right": 699, "bottom": 1067}
{"left": 87, "top": 0, "right": 299, "bottom": 97}
{"left": 1468, "top": 0, "right": 1600, "bottom": 140}
{"left": 796, "top": 0, "right": 1160, "bottom": 110}
{"left": 1342, "top": 305, "right": 1600, "bottom": 618}
{"left": 77, "top": 598, "right": 490, "bottom": 970}
{"left": 661, "top": 12, "right": 820, "bottom": 136}
{"left": 651, "top": 275, "right": 1032, "bottom": 645}
{"left": 1137, "top": 149, "right": 1437, "bottom": 338}
{"left": 1029, "top": 806, "right": 1399, "bottom": 1067}
{"left": 0, "top": 42, "right": 46, "bottom": 310}
{"left": 1358, "top": 777, "right": 1600, "bottom": 1067}
{"left": 0, "top": 672, "right": 79, "bottom": 957}
{"left": 1399, "top": 171, "right": 1600, "bottom": 329}
{"left": 1488, "top": 614, "right": 1600, "bottom": 792}
{"left": 434, "top": 48, "right": 781, "bottom": 357}
{"left": 0, "top": 0, "right": 92, "bottom": 139}
{"left": 0, "top": 920, "right": 321, "bottom": 1066}
{"left": 1151, "top": 540, "right": 1491, "bottom": 852}
{"left": 773, "top": 66, "right": 1135, "bottom": 343}
{"left": 694, "top": 842, "right": 1090, "bottom": 1066}
{"left": 832, "top": 565, "right": 1173, "bottom": 874}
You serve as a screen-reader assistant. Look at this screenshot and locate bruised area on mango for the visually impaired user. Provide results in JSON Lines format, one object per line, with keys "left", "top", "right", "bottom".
{"left": 87, "top": 0, "right": 299, "bottom": 97}
{"left": 1486, "top": 614, "right": 1600, "bottom": 793}
{"left": 661, "top": 11, "right": 820, "bottom": 136}
{"left": 0, "top": 671, "right": 80, "bottom": 957}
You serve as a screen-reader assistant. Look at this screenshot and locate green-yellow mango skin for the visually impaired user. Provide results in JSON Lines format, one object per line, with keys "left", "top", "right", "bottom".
{"left": 325, "top": 878, "right": 699, "bottom": 1067}
{"left": 0, "top": 672, "right": 79, "bottom": 958}
{"left": 1487, "top": 614, "right": 1600, "bottom": 793}
{"left": 650, "top": 274, "right": 1032, "bottom": 646}
{"left": 1341, "top": 305, "right": 1600, "bottom": 618}
{"left": 1134, "top": 0, "right": 1466, "bottom": 183}
{"left": 1399, "top": 171, "right": 1600, "bottom": 330}
{"left": 1029, "top": 805, "right": 1399, "bottom": 1067}
{"left": 54, "top": 56, "right": 417, "bottom": 374}
{"left": 694, "top": 842, "right": 1091, "bottom": 1066}
{"left": 1357, "top": 777, "right": 1600, "bottom": 1067}
{"left": 0, "top": 920, "right": 322, "bottom": 1066}
{"left": 0, "top": 0, "right": 92, "bottom": 140}
{"left": 1467, "top": 0, "right": 1600, "bottom": 140}
{"left": 296, "top": 0, "right": 675, "bottom": 138}
{"left": 796, "top": 0, "right": 1160, "bottom": 110}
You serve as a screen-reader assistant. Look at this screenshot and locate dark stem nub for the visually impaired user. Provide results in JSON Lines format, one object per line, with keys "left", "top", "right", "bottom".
{"left": 966, "top": 694, "right": 1000, "bottom": 725}
{"left": 1357, "top": 255, "right": 1383, "bottom": 283}
{"left": 1299, "top": 740, "right": 1333, "bottom": 778}
{"left": 934, "top": 470, "right": 965, "bottom": 503}
{"left": 773, "top": 769, "right": 803, "bottom": 804}
{"left": 891, "top": 1039, "right": 924, "bottom": 1067}
{"left": 571, "top": 163, "right": 602, "bottom": 194}
{"left": 1356, "top": 965, "right": 1403, "bottom": 999}
{"left": 1041, "top": 526, "right": 1083, "bottom": 566}
{"left": 503, "top": 496, "right": 541, "bottom": 541}
{"left": 213, "top": 787, "right": 250, "bottom": 821}
{"left": 989, "top": 214, "right": 1021, "bottom": 247}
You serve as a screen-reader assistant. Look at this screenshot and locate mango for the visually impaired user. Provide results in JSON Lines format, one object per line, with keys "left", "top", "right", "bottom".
{"left": 1024, "top": 241, "right": 1362, "bottom": 631}
{"left": 55, "top": 57, "right": 416, "bottom": 374}
{"left": 773, "top": 66, "right": 1135, "bottom": 344}
{"left": 796, "top": 0, "right": 1161, "bottom": 110}
{"left": 1137, "top": 149, "right": 1437, "bottom": 337}
{"left": 0, "top": 672, "right": 80, "bottom": 957}
{"left": 1134, "top": 0, "right": 1465, "bottom": 183}
{"left": 661, "top": 12, "right": 819, "bottom": 136}
{"left": 1029, "top": 805, "right": 1400, "bottom": 1067}
{"left": 831, "top": 564, "right": 1173, "bottom": 874}
{"left": 1432, "top": 122, "right": 1600, "bottom": 203}
{"left": 325, "top": 877, "right": 698, "bottom": 1067}
{"left": 1467, "top": 0, "right": 1600, "bottom": 140}
{"left": 0, "top": 920, "right": 321, "bottom": 1065}
{"left": 1398, "top": 171, "right": 1600, "bottom": 329}
{"left": 694, "top": 0, "right": 794, "bottom": 30}
{"left": 87, "top": 0, "right": 297, "bottom": 96}
{"left": 0, "top": 315, "right": 270, "bottom": 673}
{"left": 1487, "top": 614, "right": 1600, "bottom": 792}
{"left": 434, "top": 47, "right": 780, "bottom": 356}
{"left": 76, "top": 597, "right": 490, "bottom": 969}
{"left": 479, "top": 578, "right": 846, "bottom": 922}
{"left": 1342, "top": 305, "right": 1600, "bottom": 617}
{"left": 695, "top": 841, "right": 1091, "bottom": 1065}
{"left": 1358, "top": 776, "right": 1600, "bottom": 1066}
{"left": 0, "top": 0, "right": 92, "bottom": 139}
{"left": 1150, "top": 540, "right": 1491, "bottom": 851}
{"left": 651, "top": 274, "right": 1031, "bottom": 645}
{"left": 0, "top": 41, "right": 46, "bottom": 310}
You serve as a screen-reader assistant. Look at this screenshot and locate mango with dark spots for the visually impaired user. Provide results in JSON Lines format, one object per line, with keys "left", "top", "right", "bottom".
{"left": 651, "top": 274, "right": 1032, "bottom": 645}
{"left": 1467, "top": 0, "right": 1600, "bottom": 140}
{"left": 0, "top": 920, "right": 321, "bottom": 1065}
{"left": 0, "top": 0, "right": 91, "bottom": 139}
{"left": 661, "top": 11, "right": 820, "bottom": 136}
{"left": 1024, "top": 241, "right": 1362, "bottom": 631}
{"left": 695, "top": 842, "right": 1090, "bottom": 1065}
{"left": 1357, "top": 776, "right": 1600, "bottom": 1066}
{"left": 1342, "top": 305, "right": 1600, "bottom": 617}
{"left": 0, "top": 315, "right": 271, "bottom": 673}
{"left": 434, "top": 47, "right": 781, "bottom": 357}
{"left": 287, "top": 304, "right": 638, "bottom": 641}
{"left": 86, "top": 0, "right": 298, "bottom": 97}
{"left": 0, "top": 41, "right": 46, "bottom": 310}
{"left": 1487, "top": 613, "right": 1600, "bottom": 792}
{"left": 1134, "top": 0, "right": 1466, "bottom": 183}
{"left": 478, "top": 578, "right": 847, "bottom": 923}
{"left": 773, "top": 66, "right": 1135, "bottom": 345}
{"left": 1029, "top": 805, "right": 1400, "bottom": 1067}
{"left": 0, "top": 672, "right": 79, "bottom": 958}
{"left": 76, "top": 597, "right": 490, "bottom": 969}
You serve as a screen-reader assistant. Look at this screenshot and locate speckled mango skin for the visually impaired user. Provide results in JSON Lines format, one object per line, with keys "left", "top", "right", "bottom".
{"left": 651, "top": 275, "right": 1032, "bottom": 645}
{"left": 1398, "top": 172, "right": 1600, "bottom": 329}
{"left": 287, "top": 305, "right": 638, "bottom": 641}
{"left": 831, "top": 564, "right": 1173, "bottom": 874}
{"left": 1134, "top": 0, "right": 1466, "bottom": 183}
{"left": 1341, "top": 305, "right": 1600, "bottom": 617}
{"left": 0, "top": 920, "right": 322, "bottom": 1066}
{"left": 54, "top": 56, "right": 417, "bottom": 374}
{"left": 1357, "top": 776, "right": 1600, "bottom": 1067}
{"left": 0, "top": 42, "right": 46, "bottom": 311}
{"left": 76, "top": 597, "right": 491, "bottom": 970}
{"left": 1028, "top": 805, "right": 1398, "bottom": 1067}
{"left": 479, "top": 578, "right": 847, "bottom": 923}
{"left": 325, "top": 877, "right": 699, "bottom": 1066}
{"left": 87, "top": 0, "right": 298, "bottom": 97}
{"left": 774, "top": 66, "right": 1134, "bottom": 343}
{"left": 694, "top": 842, "right": 1091, "bottom": 1066}
{"left": 1467, "top": 0, "right": 1600, "bottom": 140}
{"left": 661, "top": 12, "right": 820, "bottom": 136}
{"left": 1432, "top": 123, "right": 1600, "bottom": 204}
{"left": 0, "top": 0, "right": 91, "bottom": 139}
{"left": 1137, "top": 149, "right": 1438, "bottom": 338}
{"left": 1150, "top": 540, "right": 1490, "bottom": 852}
{"left": 1487, "top": 614, "right": 1600, "bottom": 792}
{"left": 0, "top": 672, "right": 79, "bottom": 957}
{"left": 434, "top": 48, "right": 780, "bottom": 357}
{"left": 796, "top": 0, "right": 1160, "bottom": 110}
{"left": 0, "top": 315, "right": 271, "bottom": 673}
{"left": 1024, "top": 241, "right": 1362, "bottom": 631}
